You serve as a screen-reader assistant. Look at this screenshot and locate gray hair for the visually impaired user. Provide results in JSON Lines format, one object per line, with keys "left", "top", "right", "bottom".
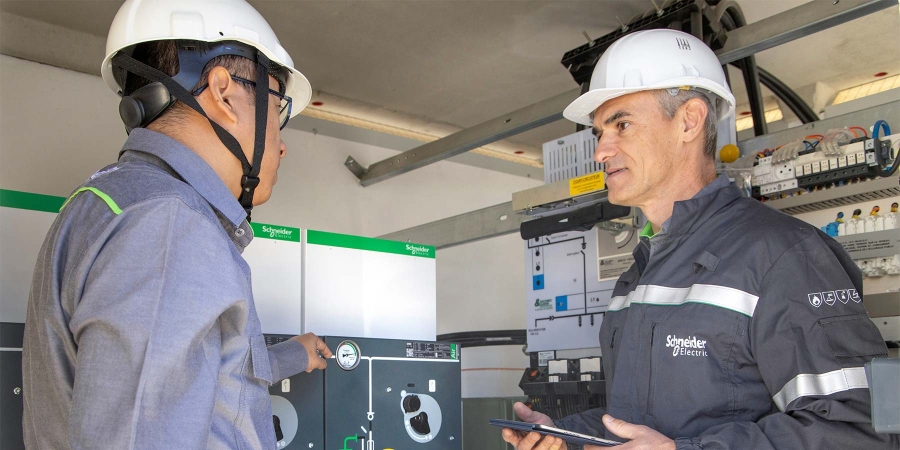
{"left": 654, "top": 89, "right": 718, "bottom": 158}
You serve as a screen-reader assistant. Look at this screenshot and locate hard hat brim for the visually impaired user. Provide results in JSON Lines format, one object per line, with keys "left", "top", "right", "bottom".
{"left": 563, "top": 78, "right": 736, "bottom": 127}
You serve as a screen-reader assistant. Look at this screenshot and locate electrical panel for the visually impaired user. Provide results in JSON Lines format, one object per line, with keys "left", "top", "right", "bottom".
{"left": 267, "top": 336, "right": 462, "bottom": 450}
{"left": 518, "top": 357, "right": 606, "bottom": 420}
{"left": 749, "top": 132, "right": 899, "bottom": 200}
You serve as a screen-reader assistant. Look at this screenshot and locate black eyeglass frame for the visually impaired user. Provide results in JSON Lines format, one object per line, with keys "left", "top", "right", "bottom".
{"left": 192, "top": 75, "right": 293, "bottom": 130}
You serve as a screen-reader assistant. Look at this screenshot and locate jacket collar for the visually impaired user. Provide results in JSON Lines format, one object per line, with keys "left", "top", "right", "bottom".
{"left": 665, "top": 173, "right": 741, "bottom": 238}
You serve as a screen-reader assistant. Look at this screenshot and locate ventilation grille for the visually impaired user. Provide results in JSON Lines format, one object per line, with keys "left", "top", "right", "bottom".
{"left": 543, "top": 128, "right": 603, "bottom": 183}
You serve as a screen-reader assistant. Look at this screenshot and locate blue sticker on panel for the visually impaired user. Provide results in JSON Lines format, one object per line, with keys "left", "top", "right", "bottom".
{"left": 533, "top": 275, "right": 545, "bottom": 290}
{"left": 555, "top": 295, "right": 568, "bottom": 312}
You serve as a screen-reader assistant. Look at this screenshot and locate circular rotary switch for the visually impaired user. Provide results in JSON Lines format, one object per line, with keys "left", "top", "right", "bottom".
{"left": 403, "top": 394, "right": 421, "bottom": 413}
{"left": 410, "top": 412, "right": 431, "bottom": 435}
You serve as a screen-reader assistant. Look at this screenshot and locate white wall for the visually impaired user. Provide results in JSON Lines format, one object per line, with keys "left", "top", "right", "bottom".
{"left": 0, "top": 54, "right": 539, "bottom": 397}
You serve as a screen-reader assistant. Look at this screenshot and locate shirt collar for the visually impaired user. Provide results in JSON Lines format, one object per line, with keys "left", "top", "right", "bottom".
{"left": 118, "top": 128, "right": 247, "bottom": 228}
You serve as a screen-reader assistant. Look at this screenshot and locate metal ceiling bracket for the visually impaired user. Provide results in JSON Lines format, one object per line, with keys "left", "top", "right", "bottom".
{"left": 715, "top": 0, "right": 897, "bottom": 65}
{"left": 348, "top": 0, "right": 894, "bottom": 187}
{"left": 378, "top": 202, "right": 525, "bottom": 250}
{"left": 346, "top": 89, "right": 580, "bottom": 186}
{"left": 344, "top": 156, "right": 366, "bottom": 179}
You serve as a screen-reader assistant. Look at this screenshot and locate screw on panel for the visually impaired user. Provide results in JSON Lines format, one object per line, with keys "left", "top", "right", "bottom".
{"left": 14, "top": 387, "right": 21, "bottom": 395}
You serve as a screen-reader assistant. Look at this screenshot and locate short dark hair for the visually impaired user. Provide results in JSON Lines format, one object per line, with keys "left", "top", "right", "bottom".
{"left": 654, "top": 89, "right": 718, "bottom": 158}
{"left": 124, "top": 40, "right": 277, "bottom": 124}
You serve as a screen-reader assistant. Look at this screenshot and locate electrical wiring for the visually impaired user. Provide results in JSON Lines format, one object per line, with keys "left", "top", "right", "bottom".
{"left": 617, "top": 230, "right": 635, "bottom": 249}
{"left": 849, "top": 126, "right": 868, "bottom": 137}
{"left": 872, "top": 120, "right": 890, "bottom": 138}
{"left": 872, "top": 120, "right": 898, "bottom": 177}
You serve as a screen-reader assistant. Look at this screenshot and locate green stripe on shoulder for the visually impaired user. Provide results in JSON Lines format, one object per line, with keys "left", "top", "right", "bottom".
{"left": 60, "top": 187, "right": 122, "bottom": 215}
{"left": 0, "top": 189, "right": 66, "bottom": 213}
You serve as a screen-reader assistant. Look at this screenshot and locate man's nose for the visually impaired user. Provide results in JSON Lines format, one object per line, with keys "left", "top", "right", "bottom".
{"left": 594, "top": 134, "right": 616, "bottom": 164}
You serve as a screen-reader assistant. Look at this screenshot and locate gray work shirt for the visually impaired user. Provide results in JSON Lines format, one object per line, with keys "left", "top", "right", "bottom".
{"left": 22, "top": 128, "right": 308, "bottom": 449}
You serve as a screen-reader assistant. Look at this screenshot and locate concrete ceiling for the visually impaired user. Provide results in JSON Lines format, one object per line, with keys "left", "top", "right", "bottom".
{"left": 1, "top": 0, "right": 898, "bottom": 166}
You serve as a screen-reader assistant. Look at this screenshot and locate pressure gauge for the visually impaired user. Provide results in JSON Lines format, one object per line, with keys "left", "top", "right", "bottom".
{"left": 336, "top": 340, "right": 361, "bottom": 370}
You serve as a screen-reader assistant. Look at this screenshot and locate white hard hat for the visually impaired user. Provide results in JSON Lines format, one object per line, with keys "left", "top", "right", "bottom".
{"left": 101, "top": 0, "right": 311, "bottom": 117}
{"left": 563, "top": 29, "right": 735, "bottom": 126}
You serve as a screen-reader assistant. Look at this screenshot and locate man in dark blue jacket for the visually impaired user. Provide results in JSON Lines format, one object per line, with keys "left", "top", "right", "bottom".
{"left": 502, "top": 29, "right": 896, "bottom": 450}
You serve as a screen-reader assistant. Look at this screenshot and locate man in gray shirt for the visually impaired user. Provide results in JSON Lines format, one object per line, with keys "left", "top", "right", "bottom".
{"left": 22, "top": 1, "right": 332, "bottom": 448}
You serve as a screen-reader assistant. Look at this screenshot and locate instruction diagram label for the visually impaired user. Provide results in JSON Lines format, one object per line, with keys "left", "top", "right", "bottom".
{"left": 598, "top": 253, "right": 635, "bottom": 281}
{"left": 406, "top": 342, "right": 458, "bottom": 360}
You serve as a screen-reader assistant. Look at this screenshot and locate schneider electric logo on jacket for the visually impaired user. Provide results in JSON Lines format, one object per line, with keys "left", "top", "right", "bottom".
{"left": 666, "top": 334, "right": 708, "bottom": 357}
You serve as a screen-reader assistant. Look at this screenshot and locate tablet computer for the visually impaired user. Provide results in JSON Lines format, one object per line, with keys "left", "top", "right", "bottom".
{"left": 490, "top": 418, "right": 621, "bottom": 447}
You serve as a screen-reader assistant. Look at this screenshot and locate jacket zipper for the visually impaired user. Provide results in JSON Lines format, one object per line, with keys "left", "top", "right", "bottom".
{"left": 646, "top": 322, "right": 657, "bottom": 416}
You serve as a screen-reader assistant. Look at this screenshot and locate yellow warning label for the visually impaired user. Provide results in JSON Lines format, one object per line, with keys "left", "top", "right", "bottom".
{"left": 569, "top": 172, "right": 605, "bottom": 196}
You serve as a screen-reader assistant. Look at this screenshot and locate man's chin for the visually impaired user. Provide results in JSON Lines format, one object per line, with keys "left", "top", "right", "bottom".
{"left": 251, "top": 189, "right": 273, "bottom": 207}
{"left": 606, "top": 189, "right": 634, "bottom": 207}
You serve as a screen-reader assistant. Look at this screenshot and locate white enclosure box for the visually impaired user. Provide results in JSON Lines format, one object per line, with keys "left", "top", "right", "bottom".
{"left": 0, "top": 192, "right": 60, "bottom": 324}
{"left": 247, "top": 228, "right": 437, "bottom": 341}
{"left": 302, "top": 230, "right": 436, "bottom": 341}
{"left": 2, "top": 192, "right": 438, "bottom": 342}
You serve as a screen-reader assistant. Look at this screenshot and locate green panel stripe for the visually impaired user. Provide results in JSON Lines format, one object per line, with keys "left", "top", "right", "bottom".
{"left": 0, "top": 189, "right": 66, "bottom": 213}
{"left": 250, "top": 222, "right": 301, "bottom": 242}
{"left": 60, "top": 187, "right": 122, "bottom": 215}
{"left": 307, "top": 229, "right": 435, "bottom": 259}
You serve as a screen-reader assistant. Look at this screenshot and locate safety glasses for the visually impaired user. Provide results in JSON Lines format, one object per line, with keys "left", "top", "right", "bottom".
{"left": 192, "top": 75, "right": 293, "bottom": 130}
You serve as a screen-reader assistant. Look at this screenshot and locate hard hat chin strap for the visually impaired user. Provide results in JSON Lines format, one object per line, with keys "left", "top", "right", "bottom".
{"left": 112, "top": 51, "right": 271, "bottom": 221}
{"left": 241, "top": 51, "right": 270, "bottom": 221}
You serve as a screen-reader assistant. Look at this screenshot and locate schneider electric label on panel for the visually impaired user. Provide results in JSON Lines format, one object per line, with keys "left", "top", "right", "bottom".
{"left": 406, "top": 342, "right": 459, "bottom": 360}
{"left": 250, "top": 222, "right": 301, "bottom": 242}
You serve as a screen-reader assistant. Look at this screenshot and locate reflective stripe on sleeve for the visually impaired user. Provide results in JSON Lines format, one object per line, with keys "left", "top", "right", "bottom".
{"left": 772, "top": 367, "right": 869, "bottom": 412}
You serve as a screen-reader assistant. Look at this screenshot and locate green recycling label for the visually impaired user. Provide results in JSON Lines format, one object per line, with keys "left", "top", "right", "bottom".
{"left": 250, "top": 222, "right": 301, "bottom": 242}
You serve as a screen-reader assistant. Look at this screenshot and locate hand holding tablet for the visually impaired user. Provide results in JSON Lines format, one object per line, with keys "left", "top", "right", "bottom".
{"left": 491, "top": 419, "right": 621, "bottom": 447}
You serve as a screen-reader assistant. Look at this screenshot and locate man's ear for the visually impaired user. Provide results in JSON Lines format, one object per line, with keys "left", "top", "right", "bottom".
{"left": 199, "top": 66, "right": 241, "bottom": 126}
{"left": 680, "top": 98, "right": 708, "bottom": 146}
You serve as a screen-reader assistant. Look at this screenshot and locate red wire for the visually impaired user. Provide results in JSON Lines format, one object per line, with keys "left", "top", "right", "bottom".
{"left": 849, "top": 126, "right": 868, "bottom": 137}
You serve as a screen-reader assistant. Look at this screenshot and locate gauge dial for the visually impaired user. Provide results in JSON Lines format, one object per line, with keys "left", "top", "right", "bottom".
{"left": 336, "top": 340, "right": 361, "bottom": 370}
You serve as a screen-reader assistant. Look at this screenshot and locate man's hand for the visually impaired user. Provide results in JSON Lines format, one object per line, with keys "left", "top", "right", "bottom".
{"left": 584, "top": 415, "right": 674, "bottom": 450}
{"left": 291, "top": 333, "right": 333, "bottom": 372}
{"left": 501, "top": 402, "right": 567, "bottom": 450}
